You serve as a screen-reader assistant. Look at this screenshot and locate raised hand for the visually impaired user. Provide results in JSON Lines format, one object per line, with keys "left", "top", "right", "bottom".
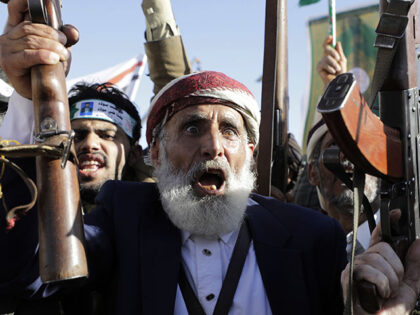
{"left": 0, "top": 0, "right": 79, "bottom": 98}
{"left": 341, "top": 210, "right": 420, "bottom": 314}
{"left": 316, "top": 35, "right": 347, "bottom": 87}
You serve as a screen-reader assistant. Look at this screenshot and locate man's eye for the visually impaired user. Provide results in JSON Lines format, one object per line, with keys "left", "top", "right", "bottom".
{"left": 223, "top": 128, "right": 238, "bottom": 138}
{"left": 186, "top": 125, "right": 199, "bottom": 135}
{"left": 101, "top": 133, "right": 116, "bottom": 140}
{"left": 74, "top": 132, "right": 86, "bottom": 142}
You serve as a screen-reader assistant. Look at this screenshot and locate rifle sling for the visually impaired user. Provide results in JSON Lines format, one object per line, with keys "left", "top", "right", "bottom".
{"left": 0, "top": 156, "right": 37, "bottom": 230}
{"left": 178, "top": 219, "right": 251, "bottom": 315}
{"left": 368, "top": 0, "right": 413, "bottom": 108}
{"left": 344, "top": 168, "right": 365, "bottom": 315}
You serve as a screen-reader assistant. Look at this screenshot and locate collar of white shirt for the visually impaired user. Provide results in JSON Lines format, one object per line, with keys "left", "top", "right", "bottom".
{"left": 181, "top": 229, "right": 238, "bottom": 247}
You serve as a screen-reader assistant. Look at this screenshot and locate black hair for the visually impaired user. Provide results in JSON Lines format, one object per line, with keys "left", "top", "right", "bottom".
{"left": 68, "top": 82, "right": 141, "bottom": 143}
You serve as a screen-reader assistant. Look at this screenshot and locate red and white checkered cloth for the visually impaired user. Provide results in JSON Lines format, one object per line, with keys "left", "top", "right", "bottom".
{"left": 146, "top": 71, "right": 260, "bottom": 145}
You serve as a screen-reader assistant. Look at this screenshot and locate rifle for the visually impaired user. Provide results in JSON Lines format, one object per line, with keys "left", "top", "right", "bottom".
{"left": 317, "top": 0, "right": 420, "bottom": 312}
{"left": 28, "top": 0, "right": 88, "bottom": 283}
{"left": 257, "top": 0, "right": 289, "bottom": 197}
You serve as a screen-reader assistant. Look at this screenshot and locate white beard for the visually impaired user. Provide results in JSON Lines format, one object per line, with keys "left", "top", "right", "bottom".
{"left": 154, "top": 147, "right": 256, "bottom": 238}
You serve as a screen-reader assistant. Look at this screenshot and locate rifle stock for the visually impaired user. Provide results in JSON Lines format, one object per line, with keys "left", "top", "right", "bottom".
{"left": 318, "top": 73, "right": 403, "bottom": 181}
{"left": 29, "top": 0, "right": 88, "bottom": 283}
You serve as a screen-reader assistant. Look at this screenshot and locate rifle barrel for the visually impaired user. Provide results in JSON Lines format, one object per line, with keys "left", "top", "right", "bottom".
{"left": 29, "top": 0, "right": 88, "bottom": 283}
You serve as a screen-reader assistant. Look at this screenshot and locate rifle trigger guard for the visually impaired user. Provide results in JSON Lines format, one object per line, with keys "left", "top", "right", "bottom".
{"left": 61, "top": 130, "right": 74, "bottom": 169}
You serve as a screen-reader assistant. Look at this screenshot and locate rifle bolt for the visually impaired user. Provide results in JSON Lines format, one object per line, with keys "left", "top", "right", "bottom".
{"left": 408, "top": 134, "right": 412, "bottom": 139}
{"left": 412, "top": 107, "right": 416, "bottom": 112}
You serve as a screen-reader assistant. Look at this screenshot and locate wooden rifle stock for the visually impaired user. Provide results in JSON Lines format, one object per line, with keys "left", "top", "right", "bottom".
{"left": 257, "top": 0, "right": 289, "bottom": 196}
{"left": 318, "top": 0, "right": 420, "bottom": 312}
{"left": 318, "top": 73, "right": 403, "bottom": 181}
{"left": 29, "top": 0, "right": 88, "bottom": 283}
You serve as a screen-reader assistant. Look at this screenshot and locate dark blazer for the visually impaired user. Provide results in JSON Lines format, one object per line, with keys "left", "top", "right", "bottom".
{"left": 0, "top": 158, "right": 347, "bottom": 315}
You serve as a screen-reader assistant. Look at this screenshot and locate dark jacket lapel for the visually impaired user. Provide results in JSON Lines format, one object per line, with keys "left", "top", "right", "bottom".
{"left": 247, "top": 198, "right": 310, "bottom": 315}
{"left": 139, "top": 187, "right": 181, "bottom": 315}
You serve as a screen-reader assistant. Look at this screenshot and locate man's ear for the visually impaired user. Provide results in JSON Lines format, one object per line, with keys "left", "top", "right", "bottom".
{"left": 128, "top": 145, "right": 143, "bottom": 167}
{"left": 151, "top": 140, "right": 160, "bottom": 167}
{"left": 248, "top": 143, "right": 255, "bottom": 156}
{"left": 307, "top": 162, "right": 320, "bottom": 186}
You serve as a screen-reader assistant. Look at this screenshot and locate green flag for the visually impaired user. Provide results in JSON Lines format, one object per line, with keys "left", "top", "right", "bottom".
{"left": 299, "top": 0, "right": 321, "bottom": 6}
{"left": 302, "top": 4, "right": 379, "bottom": 152}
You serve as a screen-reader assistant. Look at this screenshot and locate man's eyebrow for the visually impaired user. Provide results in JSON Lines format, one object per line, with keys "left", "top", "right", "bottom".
{"left": 94, "top": 128, "right": 117, "bottom": 133}
{"left": 72, "top": 127, "right": 89, "bottom": 133}
{"left": 179, "top": 113, "right": 208, "bottom": 125}
{"left": 73, "top": 127, "right": 117, "bottom": 132}
{"left": 220, "top": 116, "right": 241, "bottom": 129}
{"left": 179, "top": 113, "right": 243, "bottom": 131}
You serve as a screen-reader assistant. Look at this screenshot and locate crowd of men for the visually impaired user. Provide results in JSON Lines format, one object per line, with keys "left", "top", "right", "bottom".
{"left": 1, "top": 0, "right": 420, "bottom": 314}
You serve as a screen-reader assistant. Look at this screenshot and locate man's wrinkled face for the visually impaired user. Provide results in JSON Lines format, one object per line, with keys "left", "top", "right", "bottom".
{"left": 151, "top": 104, "right": 256, "bottom": 237}
{"left": 316, "top": 131, "right": 379, "bottom": 213}
{"left": 153, "top": 104, "right": 255, "bottom": 197}
{"left": 72, "top": 119, "right": 131, "bottom": 194}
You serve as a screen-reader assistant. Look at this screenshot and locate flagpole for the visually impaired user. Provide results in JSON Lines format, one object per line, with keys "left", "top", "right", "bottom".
{"left": 329, "top": 0, "right": 336, "bottom": 47}
{"left": 126, "top": 55, "right": 147, "bottom": 102}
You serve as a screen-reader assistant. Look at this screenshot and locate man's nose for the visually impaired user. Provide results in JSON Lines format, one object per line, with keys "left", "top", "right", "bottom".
{"left": 78, "top": 132, "right": 100, "bottom": 153}
{"left": 200, "top": 129, "right": 224, "bottom": 159}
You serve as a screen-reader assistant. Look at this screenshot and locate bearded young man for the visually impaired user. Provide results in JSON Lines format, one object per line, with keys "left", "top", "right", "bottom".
{"left": 0, "top": 81, "right": 145, "bottom": 213}
{"left": 0, "top": 81, "right": 144, "bottom": 314}
{"left": 69, "top": 82, "right": 146, "bottom": 208}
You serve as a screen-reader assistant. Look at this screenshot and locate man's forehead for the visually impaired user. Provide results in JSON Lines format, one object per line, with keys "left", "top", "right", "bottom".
{"left": 171, "top": 104, "right": 245, "bottom": 125}
{"left": 71, "top": 118, "right": 118, "bottom": 130}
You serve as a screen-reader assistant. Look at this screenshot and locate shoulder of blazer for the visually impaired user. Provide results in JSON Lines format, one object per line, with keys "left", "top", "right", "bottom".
{"left": 248, "top": 193, "right": 346, "bottom": 250}
{"left": 94, "top": 181, "right": 161, "bottom": 218}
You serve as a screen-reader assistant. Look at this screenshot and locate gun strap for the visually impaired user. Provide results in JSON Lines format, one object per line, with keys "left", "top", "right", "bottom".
{"left": 0, "top": 156, "right": 38, "bottom": 230}
{"left": 178, "top": 219, "right": 251, "bottom": 315}
{"left": 368, "top": 0, "right": 413, "bottom": 108}
{"left": 344, "top": 168, "right": 365, "bottom": 315}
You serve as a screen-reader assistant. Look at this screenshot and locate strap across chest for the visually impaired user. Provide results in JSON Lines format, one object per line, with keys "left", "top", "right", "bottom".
{"left": 178, "top": 220, "right": 252, "bottom": 315}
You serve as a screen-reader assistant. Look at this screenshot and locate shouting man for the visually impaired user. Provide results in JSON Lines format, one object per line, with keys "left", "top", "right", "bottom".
{"left": 68, "top": 83, "right": 144, "bottom": 210}
{"left": 0, "top": 82, "right": 144, "bottom": 212}
{"left": 1, "top": 69, "right": 348, "bottom": 314}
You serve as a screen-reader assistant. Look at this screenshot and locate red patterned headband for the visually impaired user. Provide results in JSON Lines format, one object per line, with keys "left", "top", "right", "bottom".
{"left": 146, "top": 71, "right": 260, "bottom": 145}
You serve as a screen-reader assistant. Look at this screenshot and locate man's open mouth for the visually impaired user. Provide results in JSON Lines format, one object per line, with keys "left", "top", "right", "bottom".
{"left": 194, "top": 169, "right": 226, "bottom": 196}
{"left": 78, "top": 154, "right": 106, "bottom": 176}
